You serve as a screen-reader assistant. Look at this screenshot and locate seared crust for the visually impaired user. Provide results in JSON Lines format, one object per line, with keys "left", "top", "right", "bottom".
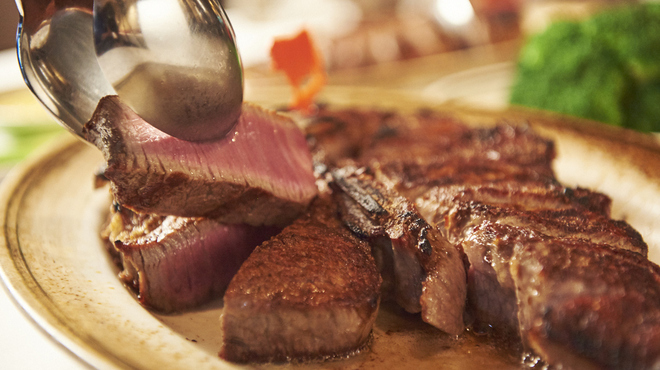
{"left": 416, "top": 183, "right": 613, "bottom": 232}
{"left": 514, "top": 239, "right": 660, "bottom": 370}
{"left": 448, "top": 202, "right": 646, "bottom": 254}
{"left": 307, "top": 108, "right": 555, "bottom": 178}
{"left": 305, "top": 105, "right": 655, "bottom": 369}
{"left": 422, "top": 185, "right": 647, "bottom": 256}
{"left": 330, "top": 165, "right": 467, "bottom": 336}
{"left": 221, "top": 197, "right": 381, "bottom": 363}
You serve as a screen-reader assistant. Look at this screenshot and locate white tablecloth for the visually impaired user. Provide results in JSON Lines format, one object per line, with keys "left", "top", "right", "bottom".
{"left": 0, "top": 281, "right": 90, "bottom": 369}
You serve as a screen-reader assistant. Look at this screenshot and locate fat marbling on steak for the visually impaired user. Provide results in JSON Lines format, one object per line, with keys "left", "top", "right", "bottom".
{"left": 104, "top": 203, "right": 279, "bottom": 313}
{"left": 85, "top": 96, "right": 317, "bottom": 226}
{"left": 221, "top": 197, "right": 381, "bottom": 363}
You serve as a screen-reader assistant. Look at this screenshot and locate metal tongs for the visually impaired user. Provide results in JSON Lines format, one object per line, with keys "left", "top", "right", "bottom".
{"left": 16, "top": 0, "right": 243, "bottom": 141}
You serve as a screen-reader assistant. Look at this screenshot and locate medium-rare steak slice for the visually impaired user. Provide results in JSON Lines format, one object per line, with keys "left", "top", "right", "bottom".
{"left": 513, "top": 238, "right": 660, "bottom": 370}
{"left": 330, "top": 165, "right": 467, "bottom": 336}
{"left": 220, "top": 197, "right": 381, "bottom": 363}
{"left": 85, "top": 96, "right": 317, "bottom": 226}
{"left": 104, "top": 204, "right": 279, "bottom": 313}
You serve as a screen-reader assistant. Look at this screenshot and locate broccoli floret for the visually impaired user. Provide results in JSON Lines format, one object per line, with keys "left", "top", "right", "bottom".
{"left": 587, "top": 3, "right": 660, "bottom": 82}
{"left": 510, "top": 3, "right": 660, "bottom": 132}
{"left": 624, "top": 81, "right": 660, "bottom": 132}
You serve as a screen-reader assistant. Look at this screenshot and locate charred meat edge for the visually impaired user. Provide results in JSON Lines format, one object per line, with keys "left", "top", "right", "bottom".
{"left": 330, "top": 165, "right": 467, "bottom": 336}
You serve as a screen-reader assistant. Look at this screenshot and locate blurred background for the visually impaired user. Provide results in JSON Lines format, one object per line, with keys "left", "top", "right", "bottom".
{"left": 0, "top": 0, "right": 17, "bottom": 51}
{"left": 0, "top": 0, "right": 654, "bottom": 174}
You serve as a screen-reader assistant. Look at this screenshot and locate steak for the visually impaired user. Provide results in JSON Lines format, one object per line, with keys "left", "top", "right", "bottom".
{"left": 414, "top": 180, "right": 647, "bottom": 338}
{"left": 458, "top": 216, "right": 646, "bottom": 333}
{"left": 330, "top": 165, "right": 467, "bottom": 336}
{"left": 104, "top": 203, "right": 279, "bottom": 312}
{"left": 307, "top": 107, "right": 557, "bottom": 201}
{"left": 305, "top": 106, "right": 658, "bottom": 368}
{"left": 85, "top": 96, "right": 317, "bottom": 226}
{"left": 93, "top": 98, "right": 660, "bottom": 367}
{"left": 307, "top": 108, "right": 552, "bottom": 162}
{"left": 417, "top": 183, "right": 644, "bottom": 253}
{"left": 220, "top": 196, "right": 381, "bottom": 363}
{"left": 416, "top": 183, "right": 612, "bottom": 228}
{"left": 514, "top": 238, "right": 660, "bottom": 370}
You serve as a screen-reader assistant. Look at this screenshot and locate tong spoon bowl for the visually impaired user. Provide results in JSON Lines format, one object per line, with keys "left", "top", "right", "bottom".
{"left": 16, "top": 0, "right": 243, "bottom": 141}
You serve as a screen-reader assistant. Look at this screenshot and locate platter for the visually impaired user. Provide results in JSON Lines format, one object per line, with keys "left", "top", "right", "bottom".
{"left": 1, "top": 86, "right": 660, "bottom": 369}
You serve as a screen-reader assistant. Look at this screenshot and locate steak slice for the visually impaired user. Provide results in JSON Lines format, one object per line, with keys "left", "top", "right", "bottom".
{"left": 416, "top": 183, "right": 612, "bottom": 228}
{"left": 423, "top": 183, "right": 646, "bottom": 334}
{"left": 362, "top": 123, "right": 555, "bottom": 173}
{"left": 85, "top": 96, "right": 317, "bottom": 226}
{"left": 457, "top": 221, "right": 530, "bottom": 337}
{"left": 306, "top": 107, "right": 555, "bottom": 177}
{"left": 220, "top": 197, "right": 381, "bottom": 363}
{"left": 306, "top": 105, "right": 660, "bottom": 368}
{"left": 330, "top": 165, "right": 467, "bottom": 336}
{"left": 377, "top": 159, "right": 557, "bottom": 201}
{"left": 513, "top": 238, "right": 660, "bottom": 370}
{"left": 438, "top": 191, "right": 646, "bottom": 256}
{"left": 104, "top": 204, "right": 279, "bottom": 313}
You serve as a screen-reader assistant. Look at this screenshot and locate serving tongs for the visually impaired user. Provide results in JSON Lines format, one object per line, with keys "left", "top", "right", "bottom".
{"left": 15, "top": 0, "right": 243, "bottom": 141}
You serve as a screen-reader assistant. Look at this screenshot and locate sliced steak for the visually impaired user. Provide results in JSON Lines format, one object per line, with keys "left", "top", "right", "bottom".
{"left": 416, "top": 183, "right": 612, "bottom": 228}
{"left": 306, "top": 107, "right": 555, "bottom": 178}
{"left": 513, "top": 238, "right": 660, "bottom": 370}
{"left": 220, "top": 197, "right": 381, "bottom": 363}
{"left": 458, "top": 221, "right": 529, "bottom": 337}
{"left": 422, "top": 183, "right": 646, "bottom": 333}
{"left": 377, "top": 159, "right": 557, "bottom": 201}
{"left": 330, "top": 166, "right": 467, "bottom": 336}
{"left": 437, "top": 192, "right": 646, "bottom": 256}
{"left": 363, "top": 123, "right": 555, "bottom": 172}
{"left": 85, "top": 96, "right": 317, "bottom": 226}
{"left": 306, "top": 105, "right": 660, "bottom": 369}
{"left": 304, "top": 108, "right": 399, "bottom": 166}
{"left": 104, "top": 204, "right": 279, "bottom": 313}
{"left": 417, "top": 182, "right": 644, "bottom": 254}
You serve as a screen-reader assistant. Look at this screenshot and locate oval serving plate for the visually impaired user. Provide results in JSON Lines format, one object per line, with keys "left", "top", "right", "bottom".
{"left": 1, "top": 86, "right": 660, "bottom": 369}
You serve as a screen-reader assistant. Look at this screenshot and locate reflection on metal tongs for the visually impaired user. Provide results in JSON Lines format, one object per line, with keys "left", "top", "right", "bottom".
{"left": 16, "top": 0, "right": 244, "bottom": 141}
{"left": 16, "top": 0, "right": 114, "bottom": 138}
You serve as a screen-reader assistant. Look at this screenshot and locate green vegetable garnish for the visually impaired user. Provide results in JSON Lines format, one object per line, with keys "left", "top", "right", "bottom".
{"left": 510, "top": 3, "right": 660, "bottom": 132}
{"left": 0, "top": 125, "right": 65, "bottom": 166}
